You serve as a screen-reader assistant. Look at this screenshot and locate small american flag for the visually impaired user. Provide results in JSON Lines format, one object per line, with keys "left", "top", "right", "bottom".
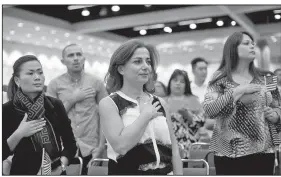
{"left": 41, "top": 148, "right": 51, "bottom": 175}
{"left": 265, "top": 74, "right": 278, "bottom": 91}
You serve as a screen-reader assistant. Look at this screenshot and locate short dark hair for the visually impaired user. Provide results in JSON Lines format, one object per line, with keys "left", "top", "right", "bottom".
{"left": 62, "top": 43, "right": 82, "bottom": 59}
{"left": 191, "top": 57, "right": 208, "bottom": 70}
{"left": 274, "top": 68, "right": 281, "bottom": 75}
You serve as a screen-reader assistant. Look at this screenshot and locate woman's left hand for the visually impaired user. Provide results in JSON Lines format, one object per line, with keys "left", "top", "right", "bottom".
{"left": 264, "top": 107, "right": 279, "bottom": 123}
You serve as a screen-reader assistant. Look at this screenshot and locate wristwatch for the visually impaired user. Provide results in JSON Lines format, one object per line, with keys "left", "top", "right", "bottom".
{"left": 60, "top": 161, "right": 67, "bottom": 172}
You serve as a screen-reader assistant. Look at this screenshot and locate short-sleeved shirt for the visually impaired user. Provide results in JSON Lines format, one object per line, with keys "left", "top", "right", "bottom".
{"left": 47, "top": 71, "right": 108, "bottom": 157}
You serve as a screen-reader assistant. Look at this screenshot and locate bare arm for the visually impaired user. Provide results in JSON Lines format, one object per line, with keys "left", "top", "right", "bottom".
{"left": 99, "top": 97, "right": 161, "bottom": 155}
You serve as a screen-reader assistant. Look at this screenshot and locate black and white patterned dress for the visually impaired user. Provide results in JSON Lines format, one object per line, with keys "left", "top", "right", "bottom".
{"left": 203, "top": 75, "right": 281, "bottom": 158}
{"left": 106, "top": 91, "right": 173, "bottom": 175}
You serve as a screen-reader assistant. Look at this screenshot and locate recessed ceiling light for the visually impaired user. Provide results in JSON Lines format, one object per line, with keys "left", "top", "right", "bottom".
{"left": 275, "top": 14, "right": 281, "bottom": 20}
{"left": 77, "top": 36, "right": 83, "bottom": 40}
{"left": 144, "top": 5, "right": 152, "bottom": 7}
{"left": 216, "top": 20, "right": 224, "bottom": 26}
{"left": 10, "top": 30, "right": 15, "bottom": 35}
{"left": 18, "top": 22, "right": 23, "bottom": 27}
{"left": 189, "top": 23, "right": 197, "bottom": 29}
{"left": 111, "top": 5, "right": 120, "bottom": 12}
{"left": 51, "top": 30, "right": 56, "bottom": 34}
{"left": 41, "top": 36, "right": 46, "bottom": 40}
{"left": 81, "top": 9, "right": 90, "bottom": 16}
{"left": 26, "top": 33, "right": 32, "bottom": 38}
{"left": 35, "top": 26, "right": 40, "bottom": 31}
{"left": 163, "top": 27, "right": 172, "bottom": 33}
{"left": 231, "top": 21, "right": 236, "bottom": 26}
{"left": 89, "top": 38, "right": 94, "bottom": 42}
{"left": 55, "top": 39, "right": 60, "bottom": 43}
{"left": 139, "top": 29, "right": 147, "bottom": 35}
{"left": 64, "top": 33, "right": 70, "bottom": 37}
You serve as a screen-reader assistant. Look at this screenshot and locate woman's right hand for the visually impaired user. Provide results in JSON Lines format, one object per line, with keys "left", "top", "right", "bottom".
{"left": 234, "top": 84, "right": 261, "bottom": 95}
{"left": 140, "top": 98, "right": 163, "bottom": 120}
{"left": 16, "top": 113, "right": 46, "bottom": 138}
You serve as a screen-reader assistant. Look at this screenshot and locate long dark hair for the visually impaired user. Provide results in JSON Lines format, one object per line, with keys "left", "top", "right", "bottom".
{"left": 167, "top": 69, "right": 193, "bottom": 96}
{"left": 209, "top": 31, "right": 270, "bottom": 85}
{"left": 7, "top": 55, "right": 41, "bottom": 101}
{"left": 104, "top": 39, "right": 159, "bottom": 94}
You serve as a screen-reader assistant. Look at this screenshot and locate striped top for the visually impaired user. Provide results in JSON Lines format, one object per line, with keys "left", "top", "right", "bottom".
{"left": 203, "top": 73, "right": 281, "bottom": 158}
{"left": 106, "top": 91, "right": 173, "bottom": 174}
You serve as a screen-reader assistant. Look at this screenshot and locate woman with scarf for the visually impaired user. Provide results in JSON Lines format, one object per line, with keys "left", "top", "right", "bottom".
{"left": 2, "top": 55, "right": 77, "bottom": 175}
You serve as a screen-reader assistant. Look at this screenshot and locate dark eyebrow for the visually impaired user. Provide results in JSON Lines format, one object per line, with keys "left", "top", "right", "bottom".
{"left": 27, "top": 68, "right": 42, "bottom": 72}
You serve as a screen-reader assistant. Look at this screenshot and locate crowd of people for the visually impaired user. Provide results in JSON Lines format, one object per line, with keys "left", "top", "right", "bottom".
{"left": 2, "top": 31, "right": 281, "bottom": 175}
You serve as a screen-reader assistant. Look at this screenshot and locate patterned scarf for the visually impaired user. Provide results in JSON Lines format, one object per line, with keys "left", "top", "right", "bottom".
{"left": 13, "top": 89, "right": 60, "bottom": 160}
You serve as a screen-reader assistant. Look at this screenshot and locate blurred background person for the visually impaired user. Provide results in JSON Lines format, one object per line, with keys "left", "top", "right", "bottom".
{"left": 166, "top": 69, "right": 205, "bottom": 160}
{"left": 154, "top": 80, "right": 167, "bottom": 97}
{"left": 3, "top": 55, "right": 77, "bottom": 175}
{"left": 203, "top": 31, "right": 281, "bottom": 175}
{"left": 100, "top": 39, "right": 183, "bottom": 175}
{"left": 47, "top": 44, "right": 108, "bottom": 175}
{"left": 190, "top": 57, "right": 208, "bottom": 103}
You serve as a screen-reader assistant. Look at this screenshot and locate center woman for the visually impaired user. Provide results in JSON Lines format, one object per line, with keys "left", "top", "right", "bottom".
{"left": 99, "top": 39, "right": 183, "bottom": 175}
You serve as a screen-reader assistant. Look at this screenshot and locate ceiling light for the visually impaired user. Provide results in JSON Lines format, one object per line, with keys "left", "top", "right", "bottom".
{"left": 35, "top": 26, "right": 40, "bottom": 31}
{"left": 144, "top": 5, "right": 152, "bottom": 7}
{"left": 41, "top": 36, "right": 46, "bottom": 40}
{"left": 6, "top": 37, "right": 11, "bottom": 41}
{"left": 81, "top": 9, "right": 90, "bottom": 16}
{"left": 17, "top": 22, "right": 23, "bottom": 27}
{"left": 231, "top": 21, "right": 236, "bottom": 26}
{"left": 98, "top": 46, "right": 102, "bottom": 51}
{"left": 139, "top": 29, "right": 147, "bottom": 35}
{"left": 26, "top": 33, "right": 32, "bottom": 38}
{"left": 111, "top": 5, "right": 120, "bottom": 12}
{"left": 216, "top": 20, "right": 224, "bottom": 26}
{"left": 55, "top": 39, "right": 59, "bottom": 43}
{"left": 10, "top": 30, "right": 15, "bottom": 35}
{"left": 275, "top": 14, "right": 281, "bottom": 20}
{"left": 189, "top": 23, "right": 197, "bottom": 29}
{"left": 77, "top": 36, "right": 83, "bottom": 40}
{"left": 89, "top": 38, "right": 94, "bottom": 42}
{"left": 51, "top": 30, "right": 56, "bottom": 34}
{"left": 164, "top": 27, "right": 172, "bottom": 33}
{"left": 64, "top": 33, "right": 70, "bottom": 37}
{"left": 99, "top": 40, "right": 104, "bottom": 44}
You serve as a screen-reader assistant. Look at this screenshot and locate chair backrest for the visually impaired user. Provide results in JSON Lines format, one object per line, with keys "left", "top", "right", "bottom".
{"left": 88, "top": 158, "right": 109, "bottom": 176}
{"left": 66, "top": 156, "right": 83, "bottom": 175}
{"left": 182, "top": 159, "right": 209, "bottom": 175}
{"left": 189, "top": 142, "right": 215, "bottom": 168}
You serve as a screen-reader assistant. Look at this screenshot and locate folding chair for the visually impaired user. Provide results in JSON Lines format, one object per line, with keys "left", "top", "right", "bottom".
{"left": 189, "top": 142, "right": 215, "bottom": 175}
{"left": 88, "top": 158, "right": 109, "bottom": 175}
{"left": 182, "top": 159, "right": 209, "bottom": 175}
{"left": 66, "top": 156, "right": 83, "bottom": 175}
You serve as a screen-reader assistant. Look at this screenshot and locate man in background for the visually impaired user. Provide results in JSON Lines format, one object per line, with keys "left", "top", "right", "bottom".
{"left": 190, "top": 57, "right": 208, "bottom": 103}
{"left": 47, "top": 44, "right": 108, "bottom": 175}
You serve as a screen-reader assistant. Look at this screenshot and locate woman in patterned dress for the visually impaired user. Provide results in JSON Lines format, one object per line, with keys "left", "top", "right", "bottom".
{"left": 165, "top": 69, "right": 205, "bottom": 159}
{"left": 99, "top": 39, "right": 183, "bottom": 175}
{"left": 203, "top": 31, "right": 281, "bottom": 175}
